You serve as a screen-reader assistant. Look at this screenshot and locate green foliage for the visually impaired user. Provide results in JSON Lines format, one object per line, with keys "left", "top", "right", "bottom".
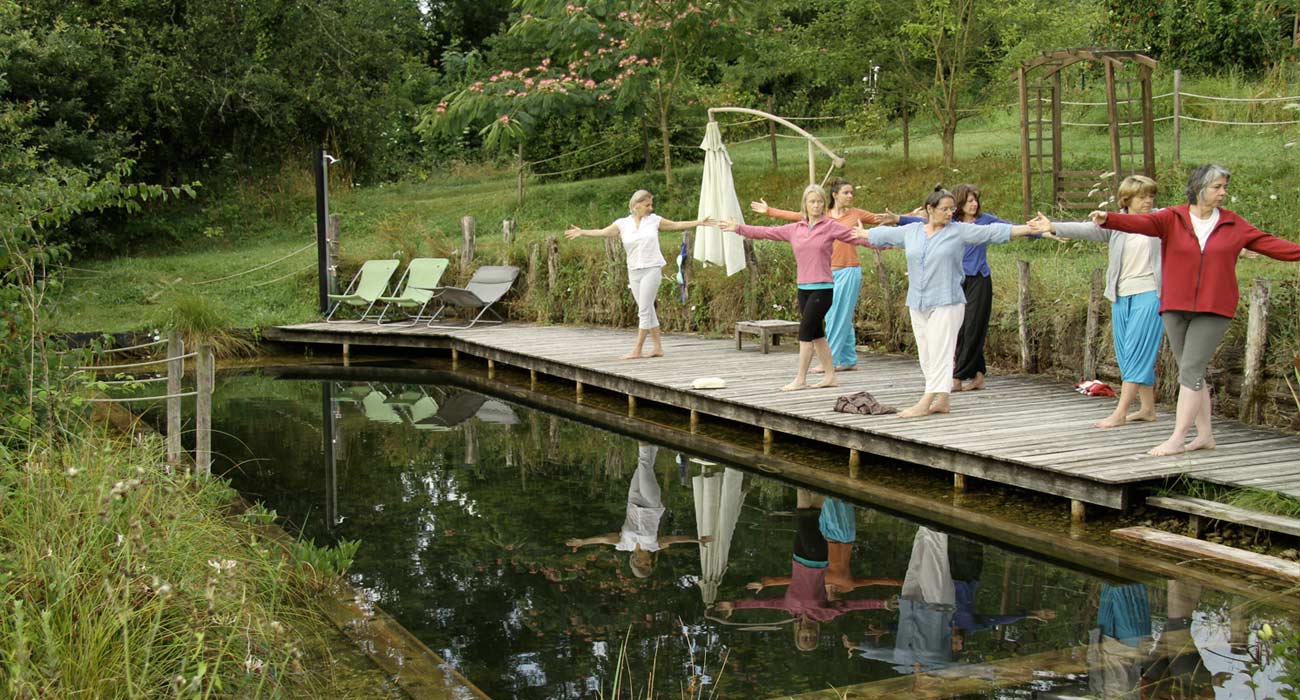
{"left": 291, "top": 538, "right": 362, "bottom": 587}
{"left": 163, "top": 292, "right": 256, "bottom": 359}
{"left": 1100, "top": 0, "right": 1292, "bottom": 73}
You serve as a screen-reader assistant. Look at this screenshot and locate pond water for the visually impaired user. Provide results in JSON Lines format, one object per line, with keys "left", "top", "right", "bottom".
{"left": 198, "top": 369, "right": 1292, "bottom": 699}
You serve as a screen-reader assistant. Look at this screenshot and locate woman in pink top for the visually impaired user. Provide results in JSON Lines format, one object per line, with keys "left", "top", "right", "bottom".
{"left": 566, "top": 190, "right": 714, "bottom": 360}
{"left": 720, "top": 184, "right": 876, "bottom": 392}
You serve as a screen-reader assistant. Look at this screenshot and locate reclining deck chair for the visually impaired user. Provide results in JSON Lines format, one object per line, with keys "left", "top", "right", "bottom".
{"left": 326, "top": 259, "right": 401, "bottom": 322}
{"left": 376, "top": 258, "right": 450, "bottom": 326}
{"left": 428, "top": 265, "right": 521, "bottom": 329}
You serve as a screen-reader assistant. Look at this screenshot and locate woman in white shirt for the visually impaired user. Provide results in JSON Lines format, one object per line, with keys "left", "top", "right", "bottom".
{"left": 566, "top": 190, "right": 714, "bottom": 359}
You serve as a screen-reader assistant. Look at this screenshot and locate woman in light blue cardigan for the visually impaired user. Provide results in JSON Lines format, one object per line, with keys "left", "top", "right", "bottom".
{"left": 1029, "top": 175, "right": 1162, "bottom": 429}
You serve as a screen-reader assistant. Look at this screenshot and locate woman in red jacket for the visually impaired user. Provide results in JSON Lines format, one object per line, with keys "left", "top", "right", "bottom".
{"left": 1090, "top": 164, "right": 1300, "bottom": 456}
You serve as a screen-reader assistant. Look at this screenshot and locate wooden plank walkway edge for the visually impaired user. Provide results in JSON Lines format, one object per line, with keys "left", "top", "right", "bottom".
{"left": 1111, "top": 526, "right": 1300, "bottom": 582}
{"left": 265, "top": 322, "right": 1300, "bottom": 512}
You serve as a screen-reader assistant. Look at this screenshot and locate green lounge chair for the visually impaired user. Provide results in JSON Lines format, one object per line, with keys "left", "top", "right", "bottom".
{"left": 427, "top": 265, "right": 520, "bottom": 330}
{"left": 326, "top": 259, "right": 401, "bottom": 322}
{"left": 376, "top": 258, "right": 450, "bottom": 326}
{"left": 361, "top": 390, "right": 404, "bottom": 424}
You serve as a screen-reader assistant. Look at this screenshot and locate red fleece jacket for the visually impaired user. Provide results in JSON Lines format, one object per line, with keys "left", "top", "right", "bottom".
{"left": 1103, "top": 205, "right": 1300, "bottom": 318}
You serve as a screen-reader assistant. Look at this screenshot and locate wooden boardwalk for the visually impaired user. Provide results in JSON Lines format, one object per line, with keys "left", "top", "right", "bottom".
{"left": 266, "top": 321, "right": 1300, "bottom": 511}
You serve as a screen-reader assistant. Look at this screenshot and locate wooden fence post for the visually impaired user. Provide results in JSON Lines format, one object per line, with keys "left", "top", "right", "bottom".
{"left": 767, "top": 94, "right": 779, "bottom": 169}
{"left": 1238, "top": 279, "right": 1271, "bottom": 422}
{"left": 1017, "top": 260, "right": 1034, "bottom": 372}
{"left": 546, "top": 236, "right": 560, "bottom": 291}
{"left": 166, "top": 331, "right": 184, "bottom": 466}
{"left": 1172, "top": 69, "right": 1182, "bottom": 166}
{"left": 460, "top": 216, "right": 476, "bottom": 273}
{"left": 195, "top": 344, "right": 214, "bottom": 478}
{"left": 873, "top": 249, "right": 894, "bottom": 347}
{"left": 1083, "top": 267, "right": 1104, "bottom": 379}
{"left": 527, "top": 242, "right": 540, "bottom": 291}
{"left": 502, "top": 219, "right": 516, "bottom": 247}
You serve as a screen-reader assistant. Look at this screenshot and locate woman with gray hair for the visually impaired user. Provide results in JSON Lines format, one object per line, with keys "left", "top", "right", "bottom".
{"left": 566, "top": 190, "right": 714, "bottom": 359}
{"left": 1089, "top": 165, "right": 1300, "bottom": 456}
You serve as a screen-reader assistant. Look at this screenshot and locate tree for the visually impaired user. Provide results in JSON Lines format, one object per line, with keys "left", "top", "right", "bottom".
{"left": 419, "top": 0, "right": 754, "bottom": 187}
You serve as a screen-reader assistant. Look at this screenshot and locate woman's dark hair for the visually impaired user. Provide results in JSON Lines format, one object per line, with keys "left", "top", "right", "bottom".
{"left": 951, "top": 183, "right": 981, "bottom": 221}
{"left": 1184, "top": 164, "right": 1231, "bottom": 205}
{"left": 923, "top": 185, "right": 954, "bottom": 211}
{"left": 826, "top": 177, "right": 853, "bottom": 203}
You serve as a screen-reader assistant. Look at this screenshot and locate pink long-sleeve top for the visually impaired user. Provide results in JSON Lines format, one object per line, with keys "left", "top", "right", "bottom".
{"left": 762, "top": 207, "right": 885, "bottom": 268}
{"left": 734, "top": 218, "right": 871, "bottom": 285}
{"left": 731, "top": 561, "right": 892, "bottom": 622}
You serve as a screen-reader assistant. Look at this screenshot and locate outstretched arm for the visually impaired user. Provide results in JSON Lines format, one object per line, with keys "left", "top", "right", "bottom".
{"left": 565, "top": 223, "right": 619, "bottom": 240}
{"left": 565, "top": 533, "right": 619, "bottom": 550}
{"left": 746, "top": 576, "right": 793, "bottom": 591}
{"left": 719, "top": 219, "right": 795, "bottom": 241}
{"left": 660, "top": 534, "right": 713, "bottom": 547}
{"left": 1090, "top": 209, "right": 1169, "bottom": 238}
{"left": 750, "top": 198, "right": 802, "bottom": 223}
{"left": 659, "top": 217, "right": 717, "bottom": 232}
{"left": 1241, "top": 223, "right": 1300, "bottom": 261}
{"left": 1029, "top": 213, "right": 1110, "bottom": 242}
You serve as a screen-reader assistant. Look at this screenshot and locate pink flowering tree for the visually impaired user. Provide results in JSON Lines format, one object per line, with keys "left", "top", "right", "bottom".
{"left": 417, "top": 0, "right": 752, "bottom": 186}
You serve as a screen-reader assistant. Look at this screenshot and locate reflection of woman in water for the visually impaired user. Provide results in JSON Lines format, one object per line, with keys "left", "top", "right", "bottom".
{"left": 845, "top": 527, "right": 1052, "bottom": 672}
{"left": 711, "top": 490, "right": 898, "bottom": 652}
{"left": 1087, "top": 582, "right": 1153, "bottom": 697}
{"left": 821, "top": 497, "right": 902, "bottom": 594}
{"left": 566, "top": 444, "right": 709, "bottom": 577}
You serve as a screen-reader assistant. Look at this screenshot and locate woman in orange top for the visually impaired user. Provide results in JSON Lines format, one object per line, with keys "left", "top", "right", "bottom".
{"left": 751, "top": 178, "right": 900, "bottom": 372}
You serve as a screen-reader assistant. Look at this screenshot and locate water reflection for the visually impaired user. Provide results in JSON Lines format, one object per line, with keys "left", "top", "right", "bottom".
{"left": 205, "top": 373, "right": 1293, "bottom": 700}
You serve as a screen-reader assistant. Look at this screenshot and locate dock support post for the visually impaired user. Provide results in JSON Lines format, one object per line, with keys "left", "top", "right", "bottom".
{"left": 627, "top": 395, "right": 637, "bottom": 416}
{"left": 954, "top": 473, "right": 967, "bottom": 492}
{"left": 848, "top": 449, "right": 860, "bottom": 478}
{"left": 1188, "top": 514, "right": 1206, "bottom": 539}
{"left": 530, "top": 369, "right": 537, "bottom": 390}
{"left": 451, "top": 348, "right": 459, "bottom": 370}
{"left": 763, "top": 428, "right": 773, "bottom": 454}
{"left": 575, "top": 381, "right": 584, "bottom": 403}
{"left": 342, "top": 342, "right": 350, "bottom": 366}
{"left": 689, "top": 410, "right": 699, "bottom": 433}
{"left": 487, "top": 359, "right": 495, "bottom": 379}
{"left": 1071, "top": 499, "right": 1086, "bottom": 523}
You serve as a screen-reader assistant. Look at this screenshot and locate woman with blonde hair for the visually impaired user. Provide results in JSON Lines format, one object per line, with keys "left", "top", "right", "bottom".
{"left": 566, "top": 190, "right": 714, "bottom": 359}
{"left": 1029, "top": 175, "right": 1164, "bottom": 428}
{"left": 749, "top": 178, "right": 900, "bottom": 373}
{"left": 720, "top": 184, "right": 878, "bottom": 391}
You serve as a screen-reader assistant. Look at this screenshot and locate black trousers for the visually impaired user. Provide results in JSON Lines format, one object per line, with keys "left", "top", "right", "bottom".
{"left": 953, "top": 274, "right": 992, "bottom": 380}
{"left": 796, "top": 288, "right": 834, "bottom": 342}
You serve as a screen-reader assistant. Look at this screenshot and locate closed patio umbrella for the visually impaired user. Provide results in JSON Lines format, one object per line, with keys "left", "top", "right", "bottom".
{"left": 694, "top": 121, "right": 747, "bottom": 277}
{"left": 692, "top": 464, "right": 747, "bottom": 604}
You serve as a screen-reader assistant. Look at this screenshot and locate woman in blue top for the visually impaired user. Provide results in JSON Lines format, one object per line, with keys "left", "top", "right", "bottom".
{"left": 858, "top": 187, "right": 1035, "bottom": 418}
{"left": 949, "top": 184, "right": 1012, "bottom": 393}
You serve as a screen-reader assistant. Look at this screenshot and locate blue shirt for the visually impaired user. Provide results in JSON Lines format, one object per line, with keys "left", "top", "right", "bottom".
{"left": 960, "top": 213, "right": 1011, "bottom": 277}
{"left": 866, "top": 221, "right": 1012, "bottom": 310}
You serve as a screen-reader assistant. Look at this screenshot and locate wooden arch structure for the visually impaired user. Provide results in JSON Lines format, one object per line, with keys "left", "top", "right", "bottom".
{"left": 708, "top": 107, "right": 845, "bottom": 185}
{"left": 1016, "top": 49, "right": 1158, "bottom": 220}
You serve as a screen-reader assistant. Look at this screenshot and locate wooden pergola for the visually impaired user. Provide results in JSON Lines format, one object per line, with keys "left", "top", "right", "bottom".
{"left": 1016, "top": 49, "right": 1158, "bottom": 219}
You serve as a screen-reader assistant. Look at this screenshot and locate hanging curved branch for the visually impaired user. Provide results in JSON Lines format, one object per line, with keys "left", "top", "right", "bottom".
{"left": 707, "top": 107, "right": 845, "bottom": 179}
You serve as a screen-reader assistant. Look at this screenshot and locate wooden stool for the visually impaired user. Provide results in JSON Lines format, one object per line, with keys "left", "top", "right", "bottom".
{"left": 735, "top": 320, "right": 800, "bottom": 354}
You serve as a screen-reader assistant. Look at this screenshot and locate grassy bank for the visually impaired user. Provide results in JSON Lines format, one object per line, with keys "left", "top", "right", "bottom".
{"left": 0, "top": 420, "right": 396, "bottom": 698}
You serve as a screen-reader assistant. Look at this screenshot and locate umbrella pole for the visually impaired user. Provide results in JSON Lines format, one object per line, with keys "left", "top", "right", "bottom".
{"left": 808, "top": 140, "right": 816, "bottom": 185}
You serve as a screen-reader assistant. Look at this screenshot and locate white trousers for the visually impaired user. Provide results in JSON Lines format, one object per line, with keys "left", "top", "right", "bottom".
{"left": 628, "top": 266, "right": 662, "bottom": 330}
{"left": 909, "top": 303, "right": 965, "bottom": 395}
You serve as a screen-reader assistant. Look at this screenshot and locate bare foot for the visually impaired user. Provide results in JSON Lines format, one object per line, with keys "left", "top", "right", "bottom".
{"left": 898, "top": 403, "right": 931, "bottom": 418}
{"left": 929, "top": 397, "right": 951, "bottom": 414}
{"left": 812, "top": 378, "right": 839, "bottom": 389}
{"left": 621, "top": 351, "right": 644, "bottom": 360}
{"left": 835, "top": 365, "right": 857, "bottom": 372}
{"left": 1125, "top": 410, "right": 1156, "bottom": 423}
{"left": 781, "top": 381, "right": 809, "bottom": 392}
{"left": 1094, "top": 413, "right": 1127, "bottom": 429}
{"left": 646, "top": 350, "right": 664, "bottom": 358}
{"left": 809, "top": 366, "right": 826, "bottom": 374}
{"left": 951, "top": 379, "right": 965, "bottom": 393}
{"left": 964, "top": 374, "right": 986, "bottom": 391}
{"left": 1147, "top": 438, "right": 1186, "bottom": 456}
{"left": 1185, "top": 437, "right": 1216, "bottom": 452}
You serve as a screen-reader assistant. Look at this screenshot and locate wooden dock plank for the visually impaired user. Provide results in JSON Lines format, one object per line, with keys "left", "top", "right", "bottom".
{"left": 266, "top": 322, "right": 1300, "bottom": 507}
{"left": 1111, "top": 526, "right": 1300, "bottom": 581}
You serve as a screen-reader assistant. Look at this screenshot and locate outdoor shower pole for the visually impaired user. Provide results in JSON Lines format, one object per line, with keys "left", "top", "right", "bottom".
{"left": 321, "top": 381, "right": 337, "bottom": 531}
{"left": 314, "top": 147, "right": 330, "bottom": 313}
